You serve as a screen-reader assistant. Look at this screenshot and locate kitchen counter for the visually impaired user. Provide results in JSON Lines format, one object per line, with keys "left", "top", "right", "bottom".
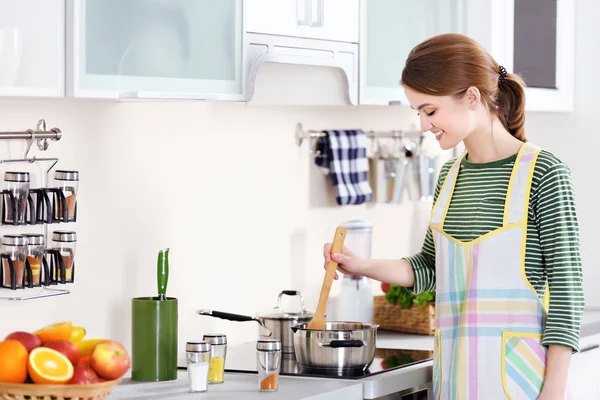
{"left": 110, "top": 370, "right": 364, "bottom": 400}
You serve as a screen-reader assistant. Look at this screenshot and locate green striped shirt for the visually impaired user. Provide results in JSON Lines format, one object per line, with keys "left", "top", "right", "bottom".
{"left": 405, "top": 149, "right": 585, "bottom": 352}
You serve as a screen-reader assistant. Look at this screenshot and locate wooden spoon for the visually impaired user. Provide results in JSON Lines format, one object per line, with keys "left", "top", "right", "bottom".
{"left": 306, "top": 226, "right": 347, "bottom": 330}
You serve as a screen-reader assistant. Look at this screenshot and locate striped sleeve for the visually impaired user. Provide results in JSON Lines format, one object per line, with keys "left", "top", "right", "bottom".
{"left": 403, "top": 160, "right": 453, "bottom": 294}
{"left": 536, "top": 163, "right": 585, "bottom": 352}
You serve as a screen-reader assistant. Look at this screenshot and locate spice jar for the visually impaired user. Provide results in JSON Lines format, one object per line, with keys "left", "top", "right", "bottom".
{"left": 51, "top": 231, "right": 76, "bottom": 282}
{"left": 23, "top": 233, "right": 45, "bottom": 286}
{"left": 186, "top": 341, "right": 211, "bottom": 393}
{"left": 4, "top": 171, "right": 30, "bottom": 224}
{"left": 256, "top": 339, "right": 281, "bottom": 392}
{"left": 1, "top": 235, "right": 27, "bottom": 288}
{"left": 53, "top": 170, "right": 79, "bottom": 221}
{"left": 203, "top": 333, "right": 227, "bottom": 384}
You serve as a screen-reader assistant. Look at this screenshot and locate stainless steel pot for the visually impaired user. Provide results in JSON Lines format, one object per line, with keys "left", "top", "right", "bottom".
{"left": 291, "top": 321, "right": 378, "bottom": 373}
{"left": 197, "top": 290, "right": 313, "bottom": 354}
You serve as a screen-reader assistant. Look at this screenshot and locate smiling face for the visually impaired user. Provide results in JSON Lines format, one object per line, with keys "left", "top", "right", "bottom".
{"left": 403, "top": 86, "right": 483, "bottom": 151}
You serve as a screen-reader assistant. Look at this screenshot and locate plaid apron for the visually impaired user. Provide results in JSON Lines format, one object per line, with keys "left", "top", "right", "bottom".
{"left": 431, "top": 143, "right": 556, "bottom": 399}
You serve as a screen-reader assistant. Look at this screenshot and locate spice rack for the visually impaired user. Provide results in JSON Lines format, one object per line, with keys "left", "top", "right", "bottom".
{"left": 0, "top": 120, "right": 75, "bottom": 301}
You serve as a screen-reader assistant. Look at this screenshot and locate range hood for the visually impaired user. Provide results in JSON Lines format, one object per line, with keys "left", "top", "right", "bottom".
{"left": 245, "top": 33, "right": 358, "bottom": 105}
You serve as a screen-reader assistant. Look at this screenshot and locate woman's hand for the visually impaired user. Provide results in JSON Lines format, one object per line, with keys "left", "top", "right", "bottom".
{"left": 322, "top": 243, "right": 366, "bottom": 280}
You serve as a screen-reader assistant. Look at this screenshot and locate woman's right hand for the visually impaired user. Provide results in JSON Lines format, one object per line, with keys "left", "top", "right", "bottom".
{"left": 323, "top": 243, "right": 366, "bottom": 280}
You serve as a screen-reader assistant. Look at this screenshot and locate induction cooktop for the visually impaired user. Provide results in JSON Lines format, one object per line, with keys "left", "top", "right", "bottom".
{"left": 217, "top": 342, "right": 433, "bottom": 380}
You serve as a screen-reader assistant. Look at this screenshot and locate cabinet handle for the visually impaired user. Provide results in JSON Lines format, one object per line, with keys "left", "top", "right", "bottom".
{"left": 297, "top": 0, "right": 324, "bottom": 27}
{"left": 580, "top": 344, "right": 600, "bottom": 353}
{"left": 311, "top": 0, "right": 324, "bottom": 27}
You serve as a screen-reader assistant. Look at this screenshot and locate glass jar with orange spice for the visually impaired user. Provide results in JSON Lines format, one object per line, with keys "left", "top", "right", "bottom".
{"left": 1, "top": 235, "right": 27, "bottom": 288}
{"left": 256, "top": 339, "right": 281, "bottom": 392}
{"left": 23, "top": 233, "right": 45, "bottom": 286}
{"left": 53, "top": 170, "right": 78, "bottom": 222}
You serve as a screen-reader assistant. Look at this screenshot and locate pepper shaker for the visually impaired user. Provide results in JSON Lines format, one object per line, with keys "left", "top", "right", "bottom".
{"left": 186, "top": 341, "right": 210, "bottom": 393}
{"left": 4, "top": 172, "right": 30, "bottom": 224}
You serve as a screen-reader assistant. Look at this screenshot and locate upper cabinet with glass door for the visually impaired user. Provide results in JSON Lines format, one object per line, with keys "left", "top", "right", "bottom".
{"left": 359, "top": 0, "right": 465, "bottom": 106}
{"left": 66, "top": 0, "right": 245, "bottom": 100}
{"left": 466, "top": 0, "right": 575, "bottom": 112}
{"left": 246, "top": 0, "right": 359, "bottom": 43}
{"left": 0, "top": 0, "right": 64, "bottom": 97}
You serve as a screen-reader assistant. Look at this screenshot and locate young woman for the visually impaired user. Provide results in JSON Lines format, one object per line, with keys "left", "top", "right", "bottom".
{"left": 323, "top": 33, "right": 583, "bottom": 399}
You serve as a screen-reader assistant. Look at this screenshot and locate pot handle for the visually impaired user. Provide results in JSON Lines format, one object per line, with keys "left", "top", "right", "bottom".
{"left": 277, "top": 290, "right": 307, "bottom": 313}
{"left": 320, "top": 340, "right": 365, "bottom": 348}
{"left": 197, "top": 309, "right": 258, "bottom": 323}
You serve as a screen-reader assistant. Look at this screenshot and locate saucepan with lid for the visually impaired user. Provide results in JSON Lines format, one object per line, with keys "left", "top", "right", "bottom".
{"left": 197, "top": 290, "right": 314, "bottom": 354}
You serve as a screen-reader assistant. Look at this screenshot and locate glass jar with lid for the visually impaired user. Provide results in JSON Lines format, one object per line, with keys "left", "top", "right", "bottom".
{"left": 1, "top": 235, "right": 27, "bottom": 288}
{"left": 186, "top": 341, "right": 211, "bottom": 393}
{"left": 256, "top": 339, "right": 281, "bottom": 392}
{"left": 53, "top": 170, "right": 79, "bottom": 221}
{"left": 51, "top": 231, "right": 76, "bottom": 283}
{"left": 4, "top": 171, "right": 30, "bottom": 224}
{"left": 203, "top": 333, "right": 227, "bottom": 384}
{"left": 22, "top": 233, "right": 45, "bottom": 286}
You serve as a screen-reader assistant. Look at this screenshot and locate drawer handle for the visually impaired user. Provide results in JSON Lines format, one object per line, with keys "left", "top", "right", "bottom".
{"left": 580, "top": 344, "right": 600, "bottom": 353}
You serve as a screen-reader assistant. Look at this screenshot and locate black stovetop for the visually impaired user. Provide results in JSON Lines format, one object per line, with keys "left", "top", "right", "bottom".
{"left": 221, "top": 342, "right": 432, "bottom": 380}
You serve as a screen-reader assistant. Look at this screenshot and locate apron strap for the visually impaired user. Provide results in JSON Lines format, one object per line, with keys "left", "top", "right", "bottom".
{"left": 430, "top": 156, "right": 463, "bottom": 229}
{"left": 503, "top": 142, "right": 542, "bottom": 226}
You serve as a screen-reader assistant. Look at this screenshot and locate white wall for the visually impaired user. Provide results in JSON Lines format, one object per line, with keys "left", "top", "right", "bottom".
{"left": 0, "top": 65, "right": 442, "bottom": 360}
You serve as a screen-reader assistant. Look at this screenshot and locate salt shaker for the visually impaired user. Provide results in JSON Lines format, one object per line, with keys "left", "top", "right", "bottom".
{"left": 256, "top": 339, "right": 281, "bottom": 392}
{"left": 203, "top": 333, "right": 227, "bottom": 384}
{"left": 186, "top": 341, "right": 210, "bottom": 392}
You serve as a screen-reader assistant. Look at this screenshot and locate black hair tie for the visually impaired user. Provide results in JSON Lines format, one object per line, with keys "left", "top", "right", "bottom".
{"left": 498, "top": 65, "right": 508, "bottom": 84}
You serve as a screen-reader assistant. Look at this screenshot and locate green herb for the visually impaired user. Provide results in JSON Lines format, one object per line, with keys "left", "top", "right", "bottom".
{"left": 385, "top": 285, "right": 435, "bottom": 309}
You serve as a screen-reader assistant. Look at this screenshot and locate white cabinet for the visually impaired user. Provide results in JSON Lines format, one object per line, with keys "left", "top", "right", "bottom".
{"left": 466, "top": 0, "right": 574, "bottom": 112}
{"left": 245, "top": 0, "right": 359, "bottom": 43}
{"left": 359, "top": 0, "right": 464, "bottom": 106}
{"left": 0, "top": 0, "right": 64, "bottom": 97}
{"left": 569, "top": 334, "right": 600, "bottom": 399}
{"left": 66, "top": 0, "right": 245, "bottom": 100}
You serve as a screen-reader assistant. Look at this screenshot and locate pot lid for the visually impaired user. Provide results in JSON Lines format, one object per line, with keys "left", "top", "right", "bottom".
{"left": 256, "top": 290, "right": 315, "bottom": 320}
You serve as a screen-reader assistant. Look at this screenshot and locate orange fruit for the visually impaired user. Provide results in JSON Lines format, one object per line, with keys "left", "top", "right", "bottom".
{"left": 69, "top": 326, "right": 86, "bottom": 342}
{"left": 34, "top": 321, "right": 73, "bottom": 343}
{"left": 28, "top": 347, "right": 74, "bottom": 384}
{"left": 0, "top": 340, "right": 28, "bottom": 383}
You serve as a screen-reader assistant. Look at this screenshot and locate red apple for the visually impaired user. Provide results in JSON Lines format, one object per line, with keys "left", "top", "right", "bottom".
{"left": 69, "top": 365, "right": 100, "bottom": 385}
{"left": 78, "top": 355, "right": 91, "bottom": 368}
{"left": 5, "top": 331, "right": 41, "bottom": 353}
{"left": 90, "top": 340, "right": 130, "bottom": 380}
{"left": 42, "top": 340, "right": 80, "bottom": 365}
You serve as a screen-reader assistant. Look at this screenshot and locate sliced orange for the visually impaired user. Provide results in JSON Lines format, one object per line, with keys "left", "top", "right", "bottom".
{"left": 34, "top": 321, "right": 73, "bottom": 343}
{"left": 69, "top": 326, "right": 86, "bottom": 342}
{"left": 28, "top": 347, "right": 74, "bottom": 384}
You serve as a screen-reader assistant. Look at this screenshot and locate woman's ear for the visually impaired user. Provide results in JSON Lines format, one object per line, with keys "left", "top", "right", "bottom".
{"left": 465, "top": 86, "right": 481, "bottom": 110}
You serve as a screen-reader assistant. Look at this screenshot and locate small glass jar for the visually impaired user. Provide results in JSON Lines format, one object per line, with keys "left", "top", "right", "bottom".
{"left": 186, "top": 341, "right": 211, "bottom": 393}
{"left": 4, "top": 171, "right": 30, "bottom": 224}
{"left": 51, "top": 231, "right": 76, "bottom": 282}
{"left": 203, "top": 333, "right": 227, "bottom": 384}
{"left": 23, "top": 233, "right": 45, "bottom": 286}
{"left": 256, "top": 339, "right": 281, "bottom": 392}
{"left": 53, "top": 170, "right": 79, "bottom": 221}
{"left": 1, "top": 235, "right": 27, "bottom": 288}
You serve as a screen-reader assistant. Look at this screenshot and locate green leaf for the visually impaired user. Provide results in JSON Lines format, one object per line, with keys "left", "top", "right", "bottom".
{"left": 385, "top": 285, "right": 435, "bottom": 309}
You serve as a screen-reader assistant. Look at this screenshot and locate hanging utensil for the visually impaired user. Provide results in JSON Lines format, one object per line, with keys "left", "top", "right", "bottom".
{"left": 306, "top": 226, "right": 347, "bottom": 330}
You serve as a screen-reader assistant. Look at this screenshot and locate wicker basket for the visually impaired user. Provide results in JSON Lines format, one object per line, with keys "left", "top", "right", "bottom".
{"left": 0, "top": 379, "right": 120, "bottom": 400}
{"left": 373, "top": 295, "right": 435, "bottom": 335}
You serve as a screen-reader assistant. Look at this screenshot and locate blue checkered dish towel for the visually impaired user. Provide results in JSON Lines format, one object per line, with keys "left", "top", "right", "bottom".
{"left": 314, "top": 130, "right": 373, "bottom": 205}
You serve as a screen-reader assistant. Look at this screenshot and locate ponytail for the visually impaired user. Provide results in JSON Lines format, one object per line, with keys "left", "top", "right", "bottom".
{"left": 496, "top": 72, "right": 527, "bottom": 142}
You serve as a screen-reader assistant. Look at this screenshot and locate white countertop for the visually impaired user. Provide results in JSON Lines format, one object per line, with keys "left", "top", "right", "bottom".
{"left": 110, "top": 371, "right": 363, "bottom": 400}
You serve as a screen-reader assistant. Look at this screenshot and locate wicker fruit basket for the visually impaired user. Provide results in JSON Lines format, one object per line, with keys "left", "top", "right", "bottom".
{"left": 0, "top": 379, "right": 120, "bottom": 400}
{"left": 373, "top": 295, "right": 435, "bottom": 335}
